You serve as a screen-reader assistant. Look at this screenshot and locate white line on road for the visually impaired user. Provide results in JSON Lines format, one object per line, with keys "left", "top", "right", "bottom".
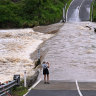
{"left": 66, "top": 0, "right": 75, "bottom": 21}
{"left": 79, "top": 0, "right": 85, "bottom": 11}
{"left": 23, "top": 78, "right": 42, "bottom": 96}
{"left": 30, "top": 78, "right": 42, "bottom": 89}
{"left": 66, "top": 0, "right": 85, "bottom": 22}
{"left": 76, "top": 80, "right": 83, "bottom": 96}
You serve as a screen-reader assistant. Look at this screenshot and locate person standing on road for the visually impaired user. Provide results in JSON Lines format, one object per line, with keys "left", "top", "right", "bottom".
{"left": 42, "top": 61, "right": 50, "bottom": 84}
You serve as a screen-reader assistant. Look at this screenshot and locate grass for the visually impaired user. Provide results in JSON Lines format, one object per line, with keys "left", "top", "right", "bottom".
{"left": 12, "top": 86, "right": 28, "bottom": 96}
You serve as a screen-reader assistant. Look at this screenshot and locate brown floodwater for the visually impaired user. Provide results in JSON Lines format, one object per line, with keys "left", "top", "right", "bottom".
{"left": 0, "top": 28, "right": 52, "bottom": 83}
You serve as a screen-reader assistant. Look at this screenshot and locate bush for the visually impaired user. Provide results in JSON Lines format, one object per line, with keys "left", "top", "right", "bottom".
{"left": 0, "top": 1, "right": 22, "bottom": 28}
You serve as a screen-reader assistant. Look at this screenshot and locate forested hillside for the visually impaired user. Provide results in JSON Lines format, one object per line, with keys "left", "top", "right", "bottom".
{"left": 0, "top": 0, "right": 71, "bottom": 28}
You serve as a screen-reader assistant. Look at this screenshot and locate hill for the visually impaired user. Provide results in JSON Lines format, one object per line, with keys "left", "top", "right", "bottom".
{"left": 0, "top": 0, "right": 71, "bottom": 28}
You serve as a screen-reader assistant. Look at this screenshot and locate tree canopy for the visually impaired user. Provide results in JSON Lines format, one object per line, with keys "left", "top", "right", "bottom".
{"left": 0, "top": 0, "right": 71, "bottom": 28}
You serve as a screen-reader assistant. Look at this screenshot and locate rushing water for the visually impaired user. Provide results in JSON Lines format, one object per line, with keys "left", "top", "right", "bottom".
{"left": 0, "top": 28, "right": 52, "bottom": 83}
{"left": 68, "top": 7, "right": 81, "bottom": 22}
{"left": 41, "top": 22, "right": 96, "bottom": 81}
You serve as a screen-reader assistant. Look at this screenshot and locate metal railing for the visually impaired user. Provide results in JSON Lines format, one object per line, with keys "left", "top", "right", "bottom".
{"left": 0, "top": 75, "right": 20, "bottom": 96}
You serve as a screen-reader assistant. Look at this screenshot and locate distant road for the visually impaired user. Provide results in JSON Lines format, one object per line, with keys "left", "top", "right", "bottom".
{"left": 67, "top": 0, "right": 93, "bottom": 22}
{"left": 79, "top": 0, "right": 93, "bottom": 21}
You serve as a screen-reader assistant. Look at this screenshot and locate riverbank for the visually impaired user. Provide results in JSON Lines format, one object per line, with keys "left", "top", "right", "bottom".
{"left": 33, "top": 23, "right": 64, "bottom": 34}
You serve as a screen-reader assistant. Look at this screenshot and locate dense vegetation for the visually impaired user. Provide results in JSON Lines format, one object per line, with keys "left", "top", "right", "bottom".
{"left": 93, "top": 1, "right": 96, "bottom": 22}
{"left": 0, "top": 0, "right": 71, "bottom": 28}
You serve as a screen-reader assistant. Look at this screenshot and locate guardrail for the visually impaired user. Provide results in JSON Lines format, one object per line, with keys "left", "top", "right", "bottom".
{"left": 0, "top": 75, "right": 20, "bottom": 96}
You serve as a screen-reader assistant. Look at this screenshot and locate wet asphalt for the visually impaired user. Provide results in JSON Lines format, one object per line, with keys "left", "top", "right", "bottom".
{"left": 26, "top": 90, "right": 79, "bottom": 96}
{"left": 27, "top": 90, "right": 96, "bottom": 96}
{"left": 26, "top": 81, "right": 96, "bottom": 96}
{"left": 67, "top": 0, "right": 83, "bottom": 21}
{"left": 67, "top": 0, "right": 92, "bottom": 22}
{"left": 79, "top": 0, "right": 93, "bottom": 21}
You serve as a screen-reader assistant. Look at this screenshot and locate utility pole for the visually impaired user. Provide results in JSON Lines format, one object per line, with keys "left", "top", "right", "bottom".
{"left": 63, "top": 7, "right": 65, "bottom": 22}
{"left": 63, "top": 3, "right": 67, "bottom": 22}
{"left": 65, "top": 3, "right": 67, "bottom": 22}
{"left": 91, "top": 0, "right": 95, "bottom": 22}
{"left": 91, "top": 3, "right": 93, "bottom": 22}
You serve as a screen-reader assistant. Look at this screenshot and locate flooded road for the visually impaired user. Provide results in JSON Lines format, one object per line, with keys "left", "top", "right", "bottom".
{"left": 0, "top": 22, "right": 96, "bottom": 83}
{"left": 41, "top": 22, "right": 96, "bottom": 81}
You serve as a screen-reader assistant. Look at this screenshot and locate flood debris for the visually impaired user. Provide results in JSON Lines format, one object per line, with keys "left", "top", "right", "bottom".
{"left": 94, "top": 28, "right": 96, "bottom": 33}
{"left": 85, "top": 26, "right": 91, "bottom": 30}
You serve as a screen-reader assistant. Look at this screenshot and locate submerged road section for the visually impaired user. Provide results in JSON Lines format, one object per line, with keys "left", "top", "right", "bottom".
{"left": 67, "top": 0, "right": 93, "bottom": 22}
{"left": 41, "top": 22, "right": 96, "bottom": 81}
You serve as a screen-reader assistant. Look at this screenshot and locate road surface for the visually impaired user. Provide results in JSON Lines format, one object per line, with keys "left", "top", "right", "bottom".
{"left": 79, "top": 0, "right": 93, "bottom": 21}
{"left": 67, "top": 0, "right": 93, "bottom": 22}
{"left": 26, "top": 80, "right": 96, "bottom": 96}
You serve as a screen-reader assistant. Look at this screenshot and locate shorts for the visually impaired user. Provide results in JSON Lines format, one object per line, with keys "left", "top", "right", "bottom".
{"left": 43, "top": 68, "right": 49, "bottom": 75}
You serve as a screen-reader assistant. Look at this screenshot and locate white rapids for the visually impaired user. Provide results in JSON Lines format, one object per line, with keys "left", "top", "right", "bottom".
{"left": 0, "top": 28, "right": 53, "bottom": 83}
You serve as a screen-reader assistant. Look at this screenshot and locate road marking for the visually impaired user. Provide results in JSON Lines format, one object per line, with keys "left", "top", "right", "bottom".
{"left": 66, "top": 0, "right": 85, "bottom": 22}
{"left": 29, "top": 78, "right": 42, "bottom": 90}
{"left": 23, "top": 78, "right": 42, "bottom": 96}
{"left": 66, "top": 0, "right": 75, "bottom": 21}
{"left": 79, "top": 0, "right": 85, "bottom": 11}
{"left": 76, "top": 80, "right": 83, "bottom": 96}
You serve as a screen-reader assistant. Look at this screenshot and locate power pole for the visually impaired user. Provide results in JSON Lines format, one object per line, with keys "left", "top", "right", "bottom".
{"left": 63, "top": 7, "right": 65, "bottom": 22}
{"left": 91, "top": 0, "right": 95, "bottom": 22}
{"left": 91, "top": 3, "right": 93, "bottom": 22}
{"left": 63, "top": 3, "right": 67, "bottom": 22}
